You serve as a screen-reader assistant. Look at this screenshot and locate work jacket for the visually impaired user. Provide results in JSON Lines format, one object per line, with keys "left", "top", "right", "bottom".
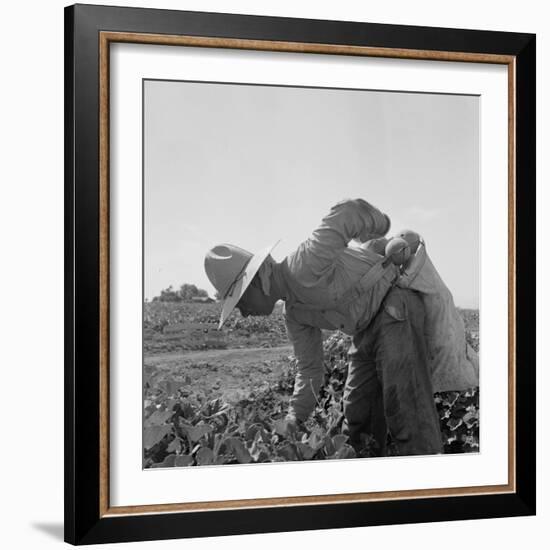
{"left": 271, "top": 199, "right": 479, "bottom": 421}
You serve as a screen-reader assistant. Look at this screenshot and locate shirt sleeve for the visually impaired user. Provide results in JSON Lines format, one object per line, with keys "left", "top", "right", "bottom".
{"left": 285, "top": 314, "right": 325, "bottom": 422}
{"left": 287, "top": 198, "right": 391, "bottom": 288}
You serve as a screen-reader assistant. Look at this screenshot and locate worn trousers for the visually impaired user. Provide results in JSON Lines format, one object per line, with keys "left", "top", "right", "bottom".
{"left": 342, "top": 286, "right": 443, "bottom": 456}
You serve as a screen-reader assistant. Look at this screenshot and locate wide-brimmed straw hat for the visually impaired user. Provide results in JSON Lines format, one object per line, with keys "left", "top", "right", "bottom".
{"left": 204, "top": 241, "right": 279, "bottom": 329}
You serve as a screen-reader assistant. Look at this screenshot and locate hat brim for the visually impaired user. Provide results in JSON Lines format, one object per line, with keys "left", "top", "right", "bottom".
{"left": 218, "top": 240, "right": 280, "bottom": 329}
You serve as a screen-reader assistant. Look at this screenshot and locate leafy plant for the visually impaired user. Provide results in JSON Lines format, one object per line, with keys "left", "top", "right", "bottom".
{"left": 144, "top": 318, "right": 479, "bottom": 468}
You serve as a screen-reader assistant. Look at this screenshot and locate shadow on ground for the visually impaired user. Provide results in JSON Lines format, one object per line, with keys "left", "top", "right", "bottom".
{"left": 31, "top": 522, "right": 64, "bottom": 541}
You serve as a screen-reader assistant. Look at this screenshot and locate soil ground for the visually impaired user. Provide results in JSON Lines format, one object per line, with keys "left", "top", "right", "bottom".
{"left": 144, "top": 344, "right": 294, "bottom": 404}
{"left": 144, "top": 301, "right": 479, "bottom": 406}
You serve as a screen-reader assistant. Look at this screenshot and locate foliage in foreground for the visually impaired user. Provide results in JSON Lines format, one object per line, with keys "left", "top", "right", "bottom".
{"left": 144, "top": 332, "right": 479, "bottom": 468}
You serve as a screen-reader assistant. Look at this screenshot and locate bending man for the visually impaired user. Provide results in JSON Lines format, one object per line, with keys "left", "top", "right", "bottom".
{"left": 204, "top": 199, "right": 478, "bottom": 456}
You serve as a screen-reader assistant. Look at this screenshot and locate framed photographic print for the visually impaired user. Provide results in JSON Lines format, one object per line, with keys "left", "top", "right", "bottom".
{"left": 64, "top": 3, "right": 536, "bottom": 545}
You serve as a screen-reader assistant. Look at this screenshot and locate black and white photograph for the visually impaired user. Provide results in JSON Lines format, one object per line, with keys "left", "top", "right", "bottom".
{"left": 0, "top": 0, "right": 544, "bottom": 545}
{"left": 142, "top": 80, "right": 480, "bottom": 468}
{"left": 54, "top": 0, "right": 540, "bottom": 545}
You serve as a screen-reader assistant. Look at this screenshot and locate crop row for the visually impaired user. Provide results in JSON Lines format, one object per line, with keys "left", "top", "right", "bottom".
{"left": 143, "top": 332, "right": 479, "bottom": 468}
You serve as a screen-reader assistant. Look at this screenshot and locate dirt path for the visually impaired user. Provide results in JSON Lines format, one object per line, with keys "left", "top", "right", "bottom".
{"left": 144, "top": 345, "right": 294, "bottom": 366}
{"left": 144, "top": 345, "right": 295, "bottom": 403}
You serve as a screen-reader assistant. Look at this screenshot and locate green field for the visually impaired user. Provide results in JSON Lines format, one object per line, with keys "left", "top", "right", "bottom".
{"left": 143, "top": 301, "right": 479, "bottom": 468}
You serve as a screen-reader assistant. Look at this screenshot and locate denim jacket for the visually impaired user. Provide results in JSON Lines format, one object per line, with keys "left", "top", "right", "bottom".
{"left": 274, "top": 199, "right": 479, "bottom": 421}
{"left": 271, "top": 199, "right": 396, "bottom": 421}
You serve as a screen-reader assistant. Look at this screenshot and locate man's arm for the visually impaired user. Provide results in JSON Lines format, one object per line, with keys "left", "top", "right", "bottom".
{"left": 287, "top": 198, "right": 391, "bottom": 287}
{"left": 285, "top": 316, "right": 324, "bottom": 422}
{"left": 313, "top": 198, "right": 390, "bottom": 248}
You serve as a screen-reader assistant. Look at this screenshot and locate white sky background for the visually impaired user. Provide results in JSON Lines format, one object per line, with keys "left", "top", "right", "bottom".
{"left": 144, "top": 80, "right": 479, "bottom": 308}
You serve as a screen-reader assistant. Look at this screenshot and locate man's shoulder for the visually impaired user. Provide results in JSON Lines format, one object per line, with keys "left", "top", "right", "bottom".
{"left": 283, "top": 240, "right": 311, "bottom": 274}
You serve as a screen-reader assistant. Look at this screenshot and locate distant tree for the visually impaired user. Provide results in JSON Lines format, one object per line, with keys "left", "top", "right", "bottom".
{"left": 179, "top": 283, "right": 208, "bottom": 301}
{"left": 151, "top": 283, "right": 210, "bottom": 303}
{"left": 152, "top": 285, "right": 181, "bottom": 302}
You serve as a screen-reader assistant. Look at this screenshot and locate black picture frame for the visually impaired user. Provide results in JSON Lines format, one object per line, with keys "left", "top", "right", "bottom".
{"left": 65, "top": 3, "right": 536, "bottom": 545}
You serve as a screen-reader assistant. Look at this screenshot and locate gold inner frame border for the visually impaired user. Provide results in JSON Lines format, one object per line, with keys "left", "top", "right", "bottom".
{"left": 98, "top": 31, "right": 516, "bottom": 518}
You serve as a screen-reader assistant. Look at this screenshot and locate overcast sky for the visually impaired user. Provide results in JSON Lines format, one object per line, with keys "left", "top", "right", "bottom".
{"left": 144, "top": 80, "right": 479, "bottom": 308}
